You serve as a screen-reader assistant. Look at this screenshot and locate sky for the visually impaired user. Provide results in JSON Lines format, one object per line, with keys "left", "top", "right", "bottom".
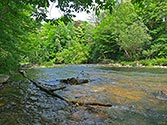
{"left": 47, "top": 2, "right": 91, "bottom": 21}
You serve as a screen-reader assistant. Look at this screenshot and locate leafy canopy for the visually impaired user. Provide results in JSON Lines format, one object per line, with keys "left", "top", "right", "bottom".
{"left": 92, "top": 3, "right": 151, "bottom": 61}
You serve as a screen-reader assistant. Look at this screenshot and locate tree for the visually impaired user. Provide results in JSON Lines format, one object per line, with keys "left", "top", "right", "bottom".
{"left": 1, "top": 0, "right": 106, "bottom": 73}
{"left": 2, "top": 0, "right": 144, "bottom": 73}
{"left": 50, "top": 21, "right": 91, "bottom": 64}
{"left": 26, "top": 20, "right": 92, "bottom": 65}
{"left": 112, "top": 3, "right": 151, "bottom": 60}
{"left": 132, "top": 0, "right": 167, "bottom": 60}
{"left": 0, "top": 0, "right": 38, "bottom": 73}
{"left": 91, "top": 3, "right": 151, "bottom": 61}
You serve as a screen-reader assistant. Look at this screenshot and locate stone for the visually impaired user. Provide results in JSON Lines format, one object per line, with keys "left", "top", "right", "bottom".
{"left": 0, "top": 74, "right": 10, "bottom": 84}
{"left": 60, "top": 77, "right": 89, "bottom": 85}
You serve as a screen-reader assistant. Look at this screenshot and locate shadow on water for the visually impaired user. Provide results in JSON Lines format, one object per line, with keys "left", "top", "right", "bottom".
{"left": 0, "top": 64, "right": 167, "bottom": 125}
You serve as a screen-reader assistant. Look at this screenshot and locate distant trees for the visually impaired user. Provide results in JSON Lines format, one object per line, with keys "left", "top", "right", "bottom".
{"left": 55, "top": 21, "right": 92, "bottom": 64}
{"left": 25, "top": 20, "right": 92, "bottom": 65}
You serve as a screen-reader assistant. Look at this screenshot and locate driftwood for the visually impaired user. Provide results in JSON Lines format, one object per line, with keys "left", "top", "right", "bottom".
{"left": 18, "top": 70, "right": 112, "bottom": 107}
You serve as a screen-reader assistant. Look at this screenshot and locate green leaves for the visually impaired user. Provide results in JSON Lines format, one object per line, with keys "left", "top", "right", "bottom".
{"left": 25, "top": 20, "right": 91, "bottom": 65}
{"left": 56, "top": 42, "right": 89, "bottom": 64}
{"left": 92, "top": 3, "right": 151, "bottom": 61}
{"left": 0, "top": 1, "right": 36, "bottom": 73}
{"left": 1, "top": 0, "right": 167, "bottom": 73}
{"left": 132, "top": 0, "right": 167, "bottom": 60}
{"left": 53, "top": 21, "right": 91, "bottom": 64}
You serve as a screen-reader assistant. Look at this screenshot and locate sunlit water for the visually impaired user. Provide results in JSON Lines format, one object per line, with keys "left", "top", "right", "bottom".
{"left": 0, "top": 64, "right": 167, "bottom": 125}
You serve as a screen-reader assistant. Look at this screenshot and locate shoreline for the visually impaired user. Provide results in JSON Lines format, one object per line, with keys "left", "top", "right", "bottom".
{"left": 21, "top": 63, "right": 167, "bottom": 69}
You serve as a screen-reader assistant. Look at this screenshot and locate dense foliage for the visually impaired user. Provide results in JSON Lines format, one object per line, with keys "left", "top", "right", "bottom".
{"left": 132, "top": 0, "right": 167, "bottom": 65}
{"left": 0, "top": 0, "right": 38, "bottom": 73}
{"left": 91, "top": 3, "right": 151, "bottom": 62}
{"left": 25, "top": 21, "right": 92, "bottom": 65}
{"left": 0, "top": 0, "right": 167, "bottom": 73}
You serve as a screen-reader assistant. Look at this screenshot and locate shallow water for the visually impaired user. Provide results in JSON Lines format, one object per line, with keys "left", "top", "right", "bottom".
{"left": 0, "top": 64, "right": 167, "bottom": 125}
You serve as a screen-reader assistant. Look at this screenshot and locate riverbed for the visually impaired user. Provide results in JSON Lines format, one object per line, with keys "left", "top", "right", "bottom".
{"left": 0, "top": 64, "right": 167, "bottom": 125}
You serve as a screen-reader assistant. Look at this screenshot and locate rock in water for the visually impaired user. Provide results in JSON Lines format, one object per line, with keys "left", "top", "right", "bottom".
{"left": 0, "top": 74, "right": 10, "bottom": 84}
{"left": 60, "top": 77, "right": 89, "bottom": 85}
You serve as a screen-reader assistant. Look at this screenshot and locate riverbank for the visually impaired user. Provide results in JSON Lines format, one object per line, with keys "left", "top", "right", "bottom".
{"left": 20, "top": 62, "right": 167, "bottom": 69}
{"left": 106, "top": 63, "right": 167, "bottom": 69}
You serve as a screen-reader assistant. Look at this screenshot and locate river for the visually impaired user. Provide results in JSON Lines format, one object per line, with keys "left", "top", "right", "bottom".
{"left": 0, "top": 64, "right": 167, "bottom": 125}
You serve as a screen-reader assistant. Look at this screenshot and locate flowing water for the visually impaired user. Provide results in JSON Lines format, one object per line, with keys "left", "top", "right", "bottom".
{"left": 0, "top": 64, "right": 167, "bottom": 125}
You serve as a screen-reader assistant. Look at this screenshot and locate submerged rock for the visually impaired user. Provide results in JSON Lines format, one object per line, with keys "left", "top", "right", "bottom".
{"left": 155, "top": 90, "right": 167, "bottom": 101}
{"left": 0, "top": 74, "right": 10, "bottom": 84}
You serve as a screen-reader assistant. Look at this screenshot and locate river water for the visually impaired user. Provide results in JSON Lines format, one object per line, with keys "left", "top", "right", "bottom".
{"left": 0, "top": 64, "right": 167, "bottom": 125}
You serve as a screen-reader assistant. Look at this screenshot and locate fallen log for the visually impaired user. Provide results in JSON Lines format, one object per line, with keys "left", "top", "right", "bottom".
{"left": 18, "top": 70, "right": 112, "bottom": 107}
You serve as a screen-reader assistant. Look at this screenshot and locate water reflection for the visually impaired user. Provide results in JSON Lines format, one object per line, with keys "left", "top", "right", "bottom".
{"left": 0, "top": 65, "right": 167, "bottom": 125}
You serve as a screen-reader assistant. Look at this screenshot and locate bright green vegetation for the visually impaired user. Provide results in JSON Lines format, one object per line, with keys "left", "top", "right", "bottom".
{"left": 1, "top": 0, "right": 167, "bottom": 73}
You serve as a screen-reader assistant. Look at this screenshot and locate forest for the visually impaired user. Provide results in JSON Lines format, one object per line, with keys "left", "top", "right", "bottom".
{"left": 1, "top": 0, "right": 167, "bottom": 73}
